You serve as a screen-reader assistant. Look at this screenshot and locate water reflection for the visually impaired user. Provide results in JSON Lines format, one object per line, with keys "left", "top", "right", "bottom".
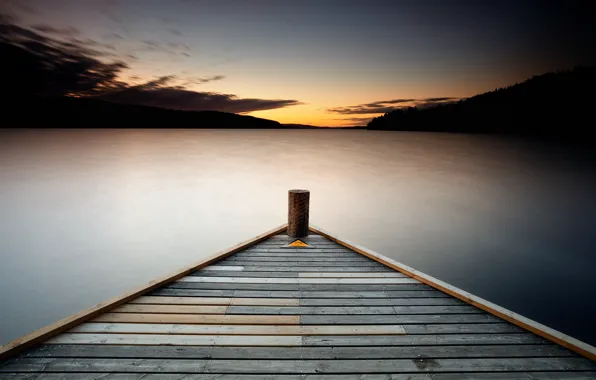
{"left": 0, "top": 129, "right": 595, "bottom": 345}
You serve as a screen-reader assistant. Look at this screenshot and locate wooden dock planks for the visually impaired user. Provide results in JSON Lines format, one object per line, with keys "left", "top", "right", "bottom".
{"left": 1, "top": 228, "right": 595, "bottom": 379}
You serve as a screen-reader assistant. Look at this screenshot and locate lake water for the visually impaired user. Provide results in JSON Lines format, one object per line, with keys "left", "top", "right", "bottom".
{"left": 1, "top": 129, "right": 595, "bottom": 346}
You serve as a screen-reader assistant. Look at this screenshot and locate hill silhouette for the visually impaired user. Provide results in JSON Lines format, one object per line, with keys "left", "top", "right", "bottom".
{"left": 367, "top": 65, "right": 596, "bottom": 138}
{"left": 5, "top": 95, "right": 285, "bottom": 129}
{"left": 0, "top": 19, "right": 294, "bottom": 129}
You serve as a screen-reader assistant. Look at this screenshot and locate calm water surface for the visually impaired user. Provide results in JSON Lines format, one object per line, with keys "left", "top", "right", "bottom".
{"left": 1, "top": 129, "right": 595, "bottom": 345}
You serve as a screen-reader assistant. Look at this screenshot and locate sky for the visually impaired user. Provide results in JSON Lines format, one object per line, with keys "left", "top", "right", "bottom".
{"left": 1, "top": 0, "right": 594, "bottom": 126}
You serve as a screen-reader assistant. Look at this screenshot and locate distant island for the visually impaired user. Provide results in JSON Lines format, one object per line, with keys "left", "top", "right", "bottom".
{"left": 367, "top": 65, "right": 596, "bottom": 139}
{"left": 8, "top": 95, "right": 287, "bottom": 129}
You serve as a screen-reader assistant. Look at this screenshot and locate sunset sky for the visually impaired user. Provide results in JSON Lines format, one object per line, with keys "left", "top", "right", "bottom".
{"left": 2, "top": 0, "right": 594, "bottom": 126}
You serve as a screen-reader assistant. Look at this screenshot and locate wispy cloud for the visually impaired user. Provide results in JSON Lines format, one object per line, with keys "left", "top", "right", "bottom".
{"left": 328, "top": 97, "right": 460, "bottom": 115}
{"left": 96, "top": 76, "right": 301, "bottom": 113}
{"left": 31, "top": 24, "right": 80, "bottom": 36}
{"left": 333, "top": 116, "right": 375, "bottom": 126}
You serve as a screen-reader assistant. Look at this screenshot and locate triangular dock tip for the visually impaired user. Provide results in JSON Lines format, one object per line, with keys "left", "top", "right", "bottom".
{"left": 286, "top": 239, "right": 309, "bottom": 247}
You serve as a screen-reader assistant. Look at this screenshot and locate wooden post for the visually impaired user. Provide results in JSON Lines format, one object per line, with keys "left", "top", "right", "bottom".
{"left": 288, "top": 189, "right": 309, "bottom": 238}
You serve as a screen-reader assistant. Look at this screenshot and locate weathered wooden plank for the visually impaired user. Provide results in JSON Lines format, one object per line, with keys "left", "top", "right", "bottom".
{"left": 202, "top": 265, "right": 244, "bottom": 271}
{"left": 297, "top": 291, "right": 389, "bottom": 298}
{"left": 3, "top": 357, "right": 595, "bottom": 373}
{"left": 233, "top": 290, "right": 301, "bottom": 298}
{"left": 301, "top": 314, "right": 501, "bottom": 324}
{"left": 46, "top": 334, "right": 302, "bottom": 346}
{"left": 166, "top": 282, "right": 300, "bottom": 291}
{"left": 245, "top": 263, "right": 395, "bottom": 273}
{"left": 149, "top": 289, "right": 235, "bottom": 297}
{"left": 111, "top": 304, "right": 228, "bottom": 314}
{"left": 298, "top": 272, "right": 406, "bottom": 278}
{"left": 168, "top": 283, "right": 432, "bottom": 291}
{"left": 228, "top": 255, "right": 373, "bottom": 261}
{"left": 253, "top": 242, "right": 344, "bottom": 246}
{"left": 247, "top": 243, "right": 353, "bottom": 252}
{"left": 194, "top": 270, "right": 401, "bottom": 277}
{"left": 228, "top": 251, "right": 358, "bottom": 256}
{"left": 0, "top": 224, "right": 289, "bottom": 360}
{"left": 203, "top": 358, "right": 596, "bottom": 373}
{"left": 225, "top": 305, "right": 480, "bottom": 315}
{"left": 159, "top": 284, "right": 435, "bottom": 293}
{"left": 93, "top": 313, "right": 300, "bottom": 325}
{"left": 217, "top": 261, "right": 385, "bottom": 267}
{"left": 239, "top": 251, "right": 361, "bottom": 256}
{"left": 222, "top": 266, "right": 392, "bottom": 272}
{"left": 230, "top": 252, "right": 368, "bottom": 258}
{"left": 226, "top": 260, "right": 375, "bottom": 266}
{"left": 302, "top": 333, "right": 549, "bottom": 346}
{"left": 299, "top": 298, "right": 464, "bottom": 306}
{"left": 230, "top": 252, "right": 365, "bottom": 257}
{"left": 23, "top": 343, "right": 576, "bottom": 360}
{"left": 132, "top": 296, "right": 300, "bottom": 307}
{"left": 195, "top": 271, "right": 301, "bottom": 278}
{"left": 305, "top": 284, "right": 431, "bottom": 291}
{"left": 443, "top": 373, "right": 596, "bottom": 380}
{"left": 0, "top": 375, "right": 308, "bottom": 380}
{"left": 130, "top": 296, "right": 232, "bottom": 305}
{"left": 311, "top": 225, "right": 596, "bottom": 361}
{"left": 69, "top": 323, "right": 406, "bottom": 335}
{"left": 227, "top": 261, "right": 382, "bottom": 267}
{"left": 268, "top": 235, "right": 327, "bottom": 240}
{"left": 226, "top": 305, "right": 398, "bottom": 315}
{"left": 178, "top": 277, "right": 420, "bottom": 284}
{"left": 403, "top": 323, "right": 525, "bottom": 334}
{"left": 2, "top": 374, "right": 595, "bottom": 380}
{"left": 230, "top": 298, "right": 300, "bottom": 306}
{"left": 233, "top": 290, "right": 443, "bottom": 299}
{"left": 384, "top": 289, "right": 447, "bottom": 297}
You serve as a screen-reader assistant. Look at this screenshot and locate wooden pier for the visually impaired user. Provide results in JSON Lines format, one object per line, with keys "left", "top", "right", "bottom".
{"left": 1, "top": 190, "right": 595, "bottom": 378}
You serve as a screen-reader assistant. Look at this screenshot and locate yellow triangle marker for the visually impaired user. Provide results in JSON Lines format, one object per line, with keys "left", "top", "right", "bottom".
{"left": 287, "top": 240, "right": 309, "bottom": 247}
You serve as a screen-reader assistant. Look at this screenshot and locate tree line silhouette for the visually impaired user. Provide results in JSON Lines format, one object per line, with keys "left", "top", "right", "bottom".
{"left": 367, "top": 65, "right": 596, "bottom": 139}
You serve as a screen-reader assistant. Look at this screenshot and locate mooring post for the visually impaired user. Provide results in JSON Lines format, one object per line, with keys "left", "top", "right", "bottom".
{"left": 288, "top": 189, "right": 310, "bottom": 238}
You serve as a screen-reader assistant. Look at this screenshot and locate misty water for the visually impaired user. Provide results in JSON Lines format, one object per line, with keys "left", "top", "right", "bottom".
{"left": 1, "top": 129, "right": 595, "bottom": 346}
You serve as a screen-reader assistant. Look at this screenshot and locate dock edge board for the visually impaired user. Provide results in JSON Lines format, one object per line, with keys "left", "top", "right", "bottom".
{"left": 309, "top": 224, "right": 596, "bottom": 362}
{"left": 0, "top": 224, "right": 289, "bottom": 360}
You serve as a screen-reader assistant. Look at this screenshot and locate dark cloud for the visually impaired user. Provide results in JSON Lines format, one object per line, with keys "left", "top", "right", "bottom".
{"left": 328, "top": 97, "right": 461, "bottom": 115}
{"left": 168, "top": 28, "right": 183, "bottom": 36}
{"left": 0, "top": 20, "right": 301, "bottom": 114}
{"left": 423, "top": 97, "right": 457, "bottom": 102}
{"left": 96, "top": 84, "right": 301, "bottom": 114}
{"left": 0, "top": 21, "right": 128, "bottom": 97}
{"left": 182, "top": 75, "right": 225, "bottom": 86}
{"left": 364, "top": 99, "right": 415, "bottom": 107}
{"left": 93, "top": 75, "right": 299, "bottom": 113}
{"left": 328, "top": 106, "right": 403, "bottom": 115}
{"left": 32, "top": 24, "right": 79, "bottom": 36}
